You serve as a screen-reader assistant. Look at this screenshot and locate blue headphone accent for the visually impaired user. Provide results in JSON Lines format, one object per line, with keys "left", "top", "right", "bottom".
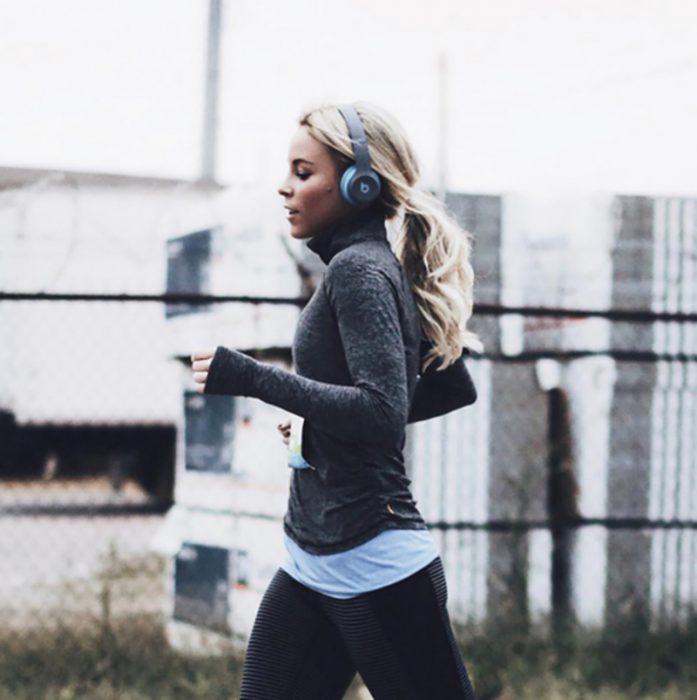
{"left": 336, "top": 104, "right": 382, "bottom": 208}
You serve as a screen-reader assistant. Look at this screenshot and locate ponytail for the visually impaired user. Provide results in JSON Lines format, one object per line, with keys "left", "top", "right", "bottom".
{"left": 394, "top": 187, "right": 484, "bottom": 372}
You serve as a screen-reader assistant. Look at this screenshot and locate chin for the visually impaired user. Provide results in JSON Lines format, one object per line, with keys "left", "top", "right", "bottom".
{"left": 290, "top": 225, "right": 315, "bottom": 240}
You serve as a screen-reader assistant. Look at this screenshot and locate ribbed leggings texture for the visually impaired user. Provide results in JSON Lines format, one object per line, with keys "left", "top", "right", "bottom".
{"left": 239, "top": 556, "right": 477, "bottom": 700}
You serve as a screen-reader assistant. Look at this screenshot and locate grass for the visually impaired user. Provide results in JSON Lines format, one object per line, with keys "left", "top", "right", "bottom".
{"left": 453, "top": 611, "right": 697, "bottom": 700}
{"left": 1, "top": 613, "right": 696, "bottom": 699}
{"left": 0, "top": 616, "right": 244, "bottom": 700}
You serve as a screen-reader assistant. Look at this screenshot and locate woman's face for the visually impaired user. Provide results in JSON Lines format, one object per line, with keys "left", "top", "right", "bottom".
{"left": 278, "top": 125, "right": 354, "bottom": 239}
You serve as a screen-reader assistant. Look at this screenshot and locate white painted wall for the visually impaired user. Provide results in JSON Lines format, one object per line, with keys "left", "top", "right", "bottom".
{"left": 0, "top": 177, "right": 300, "bottom": 424}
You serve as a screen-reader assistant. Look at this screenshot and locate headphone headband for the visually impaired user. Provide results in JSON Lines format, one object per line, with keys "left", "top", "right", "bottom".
{"left": 336, "top": 104, "right": 371, "bottom": 175}
{"left": 335, "top": 104, "right": 382, "bottom": 208}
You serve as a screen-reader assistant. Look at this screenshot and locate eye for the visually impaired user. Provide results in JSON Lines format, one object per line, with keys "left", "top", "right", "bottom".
{"left": 296, "top": 171, "right": 311, "bottom": 180}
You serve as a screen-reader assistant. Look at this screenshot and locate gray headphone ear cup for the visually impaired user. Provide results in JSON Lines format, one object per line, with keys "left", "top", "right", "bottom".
{"left": 340, "top": 165, "right": 381, "bottom": 207}
{"left": 339, "top": 165, "right": 358, "bottom": 205}
{"left": 350, "top": 171, "right": 381, "bottom": 205}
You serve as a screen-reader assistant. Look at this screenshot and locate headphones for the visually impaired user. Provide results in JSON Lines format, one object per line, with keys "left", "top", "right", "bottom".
{"left": 336, "top": 104, "right": 382, "bottom": 208}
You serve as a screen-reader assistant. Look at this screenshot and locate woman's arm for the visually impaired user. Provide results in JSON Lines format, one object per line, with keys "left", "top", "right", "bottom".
{"left": 407, "top": 344, "right": 477, "bottom": 423}
{"left": 203, "top": 256, "right": 407, "bottom": 446}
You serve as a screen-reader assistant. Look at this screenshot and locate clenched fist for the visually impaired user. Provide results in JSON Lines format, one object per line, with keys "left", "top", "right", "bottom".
{"left": 190, "top": 348, "right": 216, "bottom": 393}
{"left": 190, "top": 345, "right": 257, "bottom": 396}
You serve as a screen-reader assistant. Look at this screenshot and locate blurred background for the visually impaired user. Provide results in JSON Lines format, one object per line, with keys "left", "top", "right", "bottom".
{"left": 1, "top": 1, "right": 696, "bottom": 698}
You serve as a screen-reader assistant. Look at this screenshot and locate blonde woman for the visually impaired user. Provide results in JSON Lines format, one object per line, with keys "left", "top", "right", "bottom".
{"left": 191, "top": 101, "right": 482, "bottom": 699}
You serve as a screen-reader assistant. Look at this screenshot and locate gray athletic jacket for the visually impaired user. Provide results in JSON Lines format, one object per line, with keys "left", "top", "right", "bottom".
{"left": 203, "top": 205, "right": 477, "bottom": 554}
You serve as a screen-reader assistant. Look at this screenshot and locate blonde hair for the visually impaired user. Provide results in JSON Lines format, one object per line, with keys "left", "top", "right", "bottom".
{"left": 298, "top": 100, "right": 484, "bottom": 371}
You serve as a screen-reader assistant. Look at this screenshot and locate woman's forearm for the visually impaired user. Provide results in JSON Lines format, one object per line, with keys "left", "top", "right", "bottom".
{"left": 204, "top": 344, "right": 406, "bottom": 445}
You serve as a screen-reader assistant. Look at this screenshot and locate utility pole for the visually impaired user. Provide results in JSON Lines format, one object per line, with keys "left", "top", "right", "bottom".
{"left": 201, "top": 0, "right": 223, "bottom": 184}
{"left": 436, "top": 50, "right": 448, "bottom": 202}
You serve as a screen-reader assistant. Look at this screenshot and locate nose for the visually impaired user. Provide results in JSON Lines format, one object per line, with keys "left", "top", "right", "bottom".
{"left": 278, "top": 175, "right": 292, "bottom": 197}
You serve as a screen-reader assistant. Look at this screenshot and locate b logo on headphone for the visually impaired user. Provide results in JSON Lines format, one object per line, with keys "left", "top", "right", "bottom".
{"left": 336, "top": 104, "right": 382, "bottom": 208}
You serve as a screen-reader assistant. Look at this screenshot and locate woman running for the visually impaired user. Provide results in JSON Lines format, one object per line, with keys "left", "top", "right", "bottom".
{"left": 191, "top": 100, "right": 482, "bottom": 700}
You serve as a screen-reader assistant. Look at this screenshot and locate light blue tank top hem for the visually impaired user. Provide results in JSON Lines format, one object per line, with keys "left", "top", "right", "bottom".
{"left": 280, "top": 526, "right": 440, "bottom": 599}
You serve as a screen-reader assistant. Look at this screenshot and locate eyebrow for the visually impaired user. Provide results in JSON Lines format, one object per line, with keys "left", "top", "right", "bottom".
{"left": 290, "top": 158, "right": 314, "bottom": 165}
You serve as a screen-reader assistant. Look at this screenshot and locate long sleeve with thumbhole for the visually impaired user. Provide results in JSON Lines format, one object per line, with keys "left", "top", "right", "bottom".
{"left": 203, "top": 257, "right": 407, "bottom": 446}
{"left": 200, "top": 208, "right": 481, "bottom": 554}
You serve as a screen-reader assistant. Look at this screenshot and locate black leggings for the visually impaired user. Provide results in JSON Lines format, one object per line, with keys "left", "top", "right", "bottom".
{"left": 239, "top": 556, "right": 477, "bottom": 700}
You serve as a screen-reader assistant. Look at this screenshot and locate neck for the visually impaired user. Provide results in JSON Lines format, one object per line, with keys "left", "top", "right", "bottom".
{"left": 305, "top": 206, "right": 387, "bottom": 265}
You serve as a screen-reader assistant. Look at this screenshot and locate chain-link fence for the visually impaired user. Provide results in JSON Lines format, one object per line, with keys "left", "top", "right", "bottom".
{"left": 1, "top": 291, "right": 696, "bottom": 698}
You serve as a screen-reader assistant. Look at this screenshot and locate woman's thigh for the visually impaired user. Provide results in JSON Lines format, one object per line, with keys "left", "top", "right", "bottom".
{"left": 239, "top": 567, "right": 356, "bottom": 700}
{"left": 322, "top": 557, "right": 477, "bottom": 700}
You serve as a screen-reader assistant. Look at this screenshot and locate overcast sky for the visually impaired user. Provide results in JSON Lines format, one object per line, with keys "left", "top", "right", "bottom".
{"left": 1, "top": 0, "right": 695, "bottom": 196}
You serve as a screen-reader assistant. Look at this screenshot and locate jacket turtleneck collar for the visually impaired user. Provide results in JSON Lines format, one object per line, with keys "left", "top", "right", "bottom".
{"left": 305, "top": 206, "right": 388, "bottom": 265}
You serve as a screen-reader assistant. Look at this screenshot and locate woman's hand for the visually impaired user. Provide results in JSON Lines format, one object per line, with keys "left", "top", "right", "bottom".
{"left": 191, "top": 345, "right": 257, "bottom": 396}
{"left": 277, "top": 418, "right": 291, "bottom": 446}
{"left": 191, "top": 348, "right": 217, "bottom": 393}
